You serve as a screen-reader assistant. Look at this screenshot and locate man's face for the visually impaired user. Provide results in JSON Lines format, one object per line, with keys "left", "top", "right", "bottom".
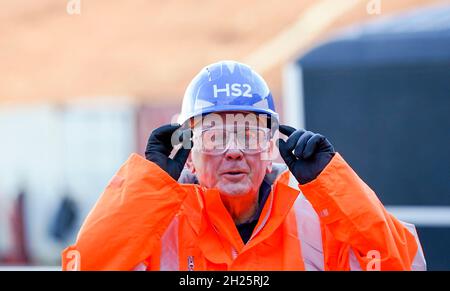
{"left": 188, "top": 112, "right": 273, "bottom": 197}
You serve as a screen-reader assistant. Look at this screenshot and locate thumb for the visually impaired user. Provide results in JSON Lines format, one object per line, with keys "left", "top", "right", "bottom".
{"left": 277, "top": 139, "right": 296, "bottom": 169}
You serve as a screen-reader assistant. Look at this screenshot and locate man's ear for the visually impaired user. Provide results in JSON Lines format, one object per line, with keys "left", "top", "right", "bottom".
{"left": 186, "top": 153, "right": 196, "bottom": 174}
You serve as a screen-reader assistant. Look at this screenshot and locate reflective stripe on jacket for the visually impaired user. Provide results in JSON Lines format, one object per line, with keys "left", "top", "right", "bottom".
{"left": 62, "top": 153, "right": 426, "bottom": 271}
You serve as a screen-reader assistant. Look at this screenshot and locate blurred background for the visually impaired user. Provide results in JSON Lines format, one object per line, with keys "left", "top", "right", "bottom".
{"left": 0, "top": 0, "right": 449, "bottom": 270}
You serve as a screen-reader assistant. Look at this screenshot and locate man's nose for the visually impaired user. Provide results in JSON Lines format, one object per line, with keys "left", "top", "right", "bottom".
{"left": 224, "top": 148, "right": 244, "bottom": 160}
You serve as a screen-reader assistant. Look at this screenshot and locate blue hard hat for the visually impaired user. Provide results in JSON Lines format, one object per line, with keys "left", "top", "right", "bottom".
{"left": 178, "top": 60, "right": 278, "bottom": 125}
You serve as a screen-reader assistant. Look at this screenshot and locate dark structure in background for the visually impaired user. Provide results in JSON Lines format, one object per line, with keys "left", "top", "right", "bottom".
{"left": 293, "top": 5, "right": 450, "bottom": 270}
{"left": 49, "top": 194, "right": 79, "bottom": 243}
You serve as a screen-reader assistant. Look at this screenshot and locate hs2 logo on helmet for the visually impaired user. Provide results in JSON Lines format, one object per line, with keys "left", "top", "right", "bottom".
{"left": 213, "top": 83, "right": 252, "bottom": 98}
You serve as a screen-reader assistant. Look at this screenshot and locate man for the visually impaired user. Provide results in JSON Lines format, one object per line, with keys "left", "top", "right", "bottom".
{"left": 62, "top": 60, "right": 425, "bottom": 271}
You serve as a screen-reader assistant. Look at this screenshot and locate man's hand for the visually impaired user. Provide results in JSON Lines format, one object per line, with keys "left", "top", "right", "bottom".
{"left": 145, "top": 124, "right": 192, "bottom": 181}
{"left": 277, "top": 125, "right": 335, "bottom": 185}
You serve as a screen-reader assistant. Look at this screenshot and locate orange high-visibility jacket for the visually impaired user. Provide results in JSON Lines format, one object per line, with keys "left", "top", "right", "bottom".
{"left": 62, "top": 153, "right": 426, "bottom": 271}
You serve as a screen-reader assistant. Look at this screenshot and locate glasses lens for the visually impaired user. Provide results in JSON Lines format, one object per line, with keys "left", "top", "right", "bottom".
{"left": 194, "top": 127, "right": 269, "bottom": 154}
{"left": 198, "top": 129, "right": 224, "bottom": 152}
{"left": 235, "top": 128, "right": 269, "bottom": 152}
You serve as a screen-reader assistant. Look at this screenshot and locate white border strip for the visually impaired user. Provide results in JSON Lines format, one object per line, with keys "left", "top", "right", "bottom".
{"left": 386, "top": 206, "right": 450, "bottom": 227}
{"left": 0, "top": 266, "right": 60, "bottom": 271}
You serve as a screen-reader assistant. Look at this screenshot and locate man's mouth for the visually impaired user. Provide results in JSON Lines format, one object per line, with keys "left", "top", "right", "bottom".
{"left": 220, "top": 169, "right": 249, "bottom": 181}
{"left": 221, "top": 169, "right": 249, "bottom": 175}
{"left": 225, "top": 171, "right": 246, "bottom": 175}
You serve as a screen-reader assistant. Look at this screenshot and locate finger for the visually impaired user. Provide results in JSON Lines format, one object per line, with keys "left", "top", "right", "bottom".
{"left": 279, "top": 125, "right": 296, "bottom": 137}
{"left": 294, "top": 131, "right": 314, "bottom": 159}
{"left": 151, "top": 124, "right": 181, "bottom": 144}
{"left": 179, "top": 129, "right": 193, "bottom": 149}
{"left": 285, "top": 129, "right": 306, "bottom": 152}
{"left": 173, "top": 147, "right": 192, "bottom": 168}
{"left": 303, "top": 134, "right": 325, "bottom": 159}
{"left": 277, "top": 139, "right": 296, "bottom": 169}
{"left": 147, "top": 124, "right": 181, "bottom": 156}
{"left": 170, "top": 125, "right": 186, "bottom": 147}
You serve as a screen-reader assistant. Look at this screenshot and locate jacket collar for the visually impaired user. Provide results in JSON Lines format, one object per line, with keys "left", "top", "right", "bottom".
{"left": 178, "top": 163, "right": 300, "bottom": 262}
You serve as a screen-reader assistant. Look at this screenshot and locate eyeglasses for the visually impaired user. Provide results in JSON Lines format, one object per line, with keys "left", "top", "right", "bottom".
{"left": 192, "top": 126, "right": 271, "bottom": 155}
